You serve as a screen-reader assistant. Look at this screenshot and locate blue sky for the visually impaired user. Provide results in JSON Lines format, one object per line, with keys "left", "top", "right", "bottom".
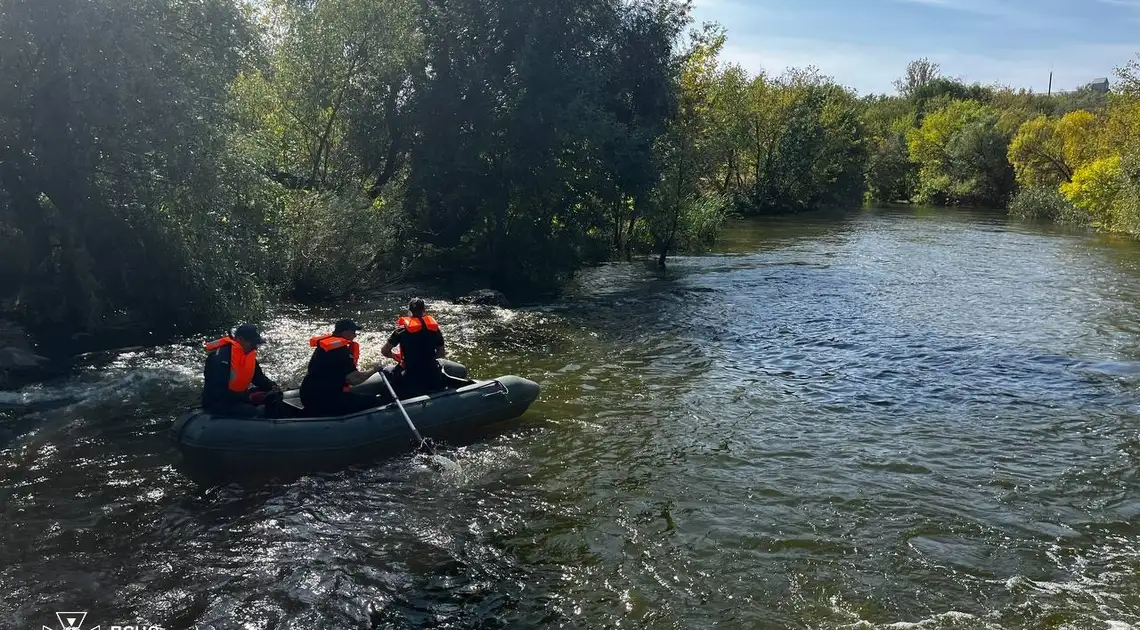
{"left": 690, "top": 0, "right": 1140, "bottom": 95}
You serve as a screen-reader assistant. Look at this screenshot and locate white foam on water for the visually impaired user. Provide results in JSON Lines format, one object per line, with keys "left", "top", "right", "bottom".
{"left": 836, "top": 610, "right": 1002, "bottom": 630}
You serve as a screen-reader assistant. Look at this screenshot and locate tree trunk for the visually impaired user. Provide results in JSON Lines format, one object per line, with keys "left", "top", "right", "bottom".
{"left": 367, "top": 79, "right": 406, "bottom": 199}
{"left": 624, "top": 212, "right": 637, "bottom": 262}
{"left": 612, "top": 201, "right": 623, "bottom": 253}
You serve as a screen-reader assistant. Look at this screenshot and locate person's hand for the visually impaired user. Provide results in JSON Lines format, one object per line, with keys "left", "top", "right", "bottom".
{"left": 266, "top": 390, "right": 284, "bottom": 404}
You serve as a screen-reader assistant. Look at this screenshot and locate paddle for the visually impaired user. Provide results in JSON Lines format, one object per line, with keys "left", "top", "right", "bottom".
{"left": 378, "top": 370, "right": 438, "bottom": 457}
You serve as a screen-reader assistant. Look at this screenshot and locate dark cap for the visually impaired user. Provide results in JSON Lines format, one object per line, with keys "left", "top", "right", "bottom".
{"left": 233, "top": 323, "right": 265, "bottom": 345}
{"left": 408, "top": 297, "right": 426, "bottom": 315}
{"left": 333, "top": 318, "right": 361, "bottom": 335}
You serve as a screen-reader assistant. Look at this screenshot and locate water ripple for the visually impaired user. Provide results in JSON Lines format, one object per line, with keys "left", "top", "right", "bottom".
{"left": 3, "top": 209, "right": 1140, "bottom": 629}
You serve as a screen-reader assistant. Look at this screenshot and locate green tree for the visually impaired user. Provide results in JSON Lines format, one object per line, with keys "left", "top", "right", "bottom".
{"left": 232, "top": 0, "right": 422, "bottom": 195}
{"left": 866, "top": 122, "right": 919, "bottom": 203}
{"left": 0, "top": 0, "right": 261, "bottom": 339}
{"left": 908, "top": 99, "right": 1013, "bottom": 206}
{"left": 403, "top": 0, "right": 691, "bottom": 290}
{"left": 648, "top": 22, "right": 731, "bottom": 267}
{"left": 943, "top": 112, "right": 1016, "bottom": 207}
{"left": 739, "top": 68, "right": 868, "bottom": 213}
{"left": 861, "top": 95, "right": 918, "bottom": 203}
{"left": 893, "top": 58, "right": 942, "bottom": 99}
{"left": 229, "top": 0, "right": 424, "bottom": 301}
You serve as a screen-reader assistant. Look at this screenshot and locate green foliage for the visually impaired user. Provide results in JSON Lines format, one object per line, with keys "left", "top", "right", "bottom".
{"left": 1114, "top": 55, "right": 1140, "bottom": 98}
{"left": 0, "top": 0, "right": 261, "bottom": 338}
{"left": 231, "top": 0, "right": 422, "bottom": 195}
{"left": 1007, "top": 186, "right": 1081, "bottom": 223}
{"left": 725, "top": 69, "right": 869, "bottom": 215}
{"left": 399, "top": 0, "right": 695, "bottom": 286}
{"left": 907, "top": 100, "right": 1014, "bottom": 206}
{"left": 865, "top": 127, "right": 918, "bottom": 203}
{"left": 1116, "top": 152, "right": 1140, "bottom": 234}
{"left": 274, "top": 191, "right": 408, "bottom": 303}
{"left": 998, "top": 55, "right": 1140, "bottom": 237}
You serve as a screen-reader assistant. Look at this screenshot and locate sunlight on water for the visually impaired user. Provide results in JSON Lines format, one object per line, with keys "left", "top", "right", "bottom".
{"left": 2, "top": 208, "right": 1140, "bottom": 629}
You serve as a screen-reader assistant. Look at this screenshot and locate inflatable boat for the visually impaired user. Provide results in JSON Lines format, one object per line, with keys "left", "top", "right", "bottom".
{"left": 169, "top": 361, "right": 540, "bottom": 473}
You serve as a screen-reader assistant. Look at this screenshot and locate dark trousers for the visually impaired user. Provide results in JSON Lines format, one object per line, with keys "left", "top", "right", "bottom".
{"left": 385, "top": 362, "right": 470, "bottom": 400}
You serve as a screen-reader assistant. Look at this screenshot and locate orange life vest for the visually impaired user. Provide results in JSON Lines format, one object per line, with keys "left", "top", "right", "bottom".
{"left": 398, "top": 315, "right": 440, "bottom": 333}
{"left": 392, "top": 315, "right": 439, "bottom": 366}
{"left": 310, "top": 334, "right": 361, "bottom": 391}
{"left": 204, "top": 337, "right": 256, "bottom": 393}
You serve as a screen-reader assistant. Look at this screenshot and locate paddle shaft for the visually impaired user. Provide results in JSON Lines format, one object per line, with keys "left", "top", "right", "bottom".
{"left": 379, "top": 371, "right": 431, "bottom": 450}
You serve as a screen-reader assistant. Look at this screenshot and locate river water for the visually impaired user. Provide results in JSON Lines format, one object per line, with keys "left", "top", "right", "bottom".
{"left": 2, "top": 207, "right": 1139, "bottom": 629}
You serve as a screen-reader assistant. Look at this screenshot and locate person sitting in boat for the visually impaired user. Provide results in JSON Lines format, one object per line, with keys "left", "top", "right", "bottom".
{"left": 380, "top": 297, "right": 454, "bottom": 398}
{"left": 202, "top": 323, "right": 282, "bottom": 418}
{"left": 300, "top": 318, "right": 387, "bottom": 417}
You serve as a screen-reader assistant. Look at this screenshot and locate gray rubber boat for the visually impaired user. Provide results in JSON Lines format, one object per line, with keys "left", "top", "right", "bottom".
{"left": 170, "top": 361, "right": 540, "bottom": 474}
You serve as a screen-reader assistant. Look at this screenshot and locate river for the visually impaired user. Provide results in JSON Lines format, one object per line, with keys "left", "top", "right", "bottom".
{"left": 2, "top": 207, "right": 1139, "bottom": 629}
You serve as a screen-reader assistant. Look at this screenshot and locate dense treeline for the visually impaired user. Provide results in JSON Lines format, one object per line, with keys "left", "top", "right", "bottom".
{"left": 2, "top": 0, "right": 697, "bottom": 344}
{"left": 861, "top": 57, "right": 1140, "bottom": 227}
{"left": 0, "top": 0, "right": 868, "bottom": 345}
{"left": 1, "top": 0, "right": 1138, "bottom": 351}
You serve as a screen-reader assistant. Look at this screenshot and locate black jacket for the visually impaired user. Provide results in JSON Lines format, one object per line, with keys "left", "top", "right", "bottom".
{"left": 202, "top": 343, "right": 276, "bottom": 411}
{"left": 299, "top": 343, "right": 357, "bottom": 404}
{"left": 388, "top": 319, "right": 444, "bottom": 376}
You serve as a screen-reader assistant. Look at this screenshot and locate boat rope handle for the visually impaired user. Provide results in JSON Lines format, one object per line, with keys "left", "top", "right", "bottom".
{"left": 480, "top": 380, "right": 509, "bottom": 398}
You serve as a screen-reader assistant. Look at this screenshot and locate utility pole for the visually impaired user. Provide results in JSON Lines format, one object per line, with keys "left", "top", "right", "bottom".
{"left": 1048, "top": 71, "right": 1053, "bottom": 96}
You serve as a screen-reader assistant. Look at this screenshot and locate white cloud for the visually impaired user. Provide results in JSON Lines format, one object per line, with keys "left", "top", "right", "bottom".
{"left": 717, "top": 38, "right": 1135, "bottom": 96}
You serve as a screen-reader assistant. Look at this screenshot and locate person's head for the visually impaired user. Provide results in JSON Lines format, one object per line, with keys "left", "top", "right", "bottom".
{"left": 233, "top": 323, "right": 265, "bottom": 353}
{"left": 333, "top": 318, "right": 361, "bottom": 340}
{"left": 408, "top": 297, "right": 426, "bottom": 317}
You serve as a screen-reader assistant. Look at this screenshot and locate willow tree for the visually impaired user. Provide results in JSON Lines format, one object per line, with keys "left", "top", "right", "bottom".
{"left": 1007, "top": 110, "right": 1099, "bottom": 188}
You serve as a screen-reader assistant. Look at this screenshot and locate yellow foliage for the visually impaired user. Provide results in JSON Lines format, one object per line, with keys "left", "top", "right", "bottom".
{"left": 1099, "top": 98, "right": 1140, "bottom": 157}
{"left": 1060, "top": 155, "right": 1122, "bottom": 227}
{"left": 1057, "top": 110, "right": 1100, "bottom": 167}
{"left": 1007, "top": 110, "right": 1100, "bottom": 188}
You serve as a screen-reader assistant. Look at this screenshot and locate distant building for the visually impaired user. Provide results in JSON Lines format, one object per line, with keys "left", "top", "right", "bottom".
{"left": 1084, "top": 77, "right": 1110, "bottom": 93}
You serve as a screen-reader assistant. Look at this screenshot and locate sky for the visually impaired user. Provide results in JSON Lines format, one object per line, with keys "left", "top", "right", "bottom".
{"left": 690, "top": 0, "right": 1140, "bottom": 96}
